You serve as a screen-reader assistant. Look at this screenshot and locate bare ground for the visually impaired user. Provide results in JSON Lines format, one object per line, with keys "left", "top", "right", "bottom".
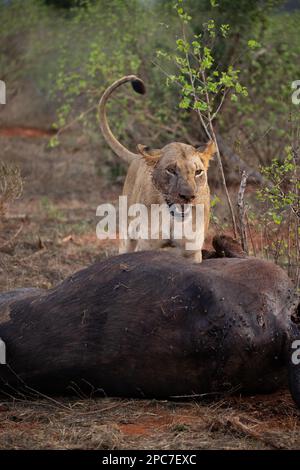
{"left": 0, "top": 131, "right": 299, "bottom": 450}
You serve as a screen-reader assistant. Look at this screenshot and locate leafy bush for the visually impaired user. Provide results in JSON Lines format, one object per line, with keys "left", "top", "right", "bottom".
{"left": 255, "top": 142, "right": 299, "bottom": 284}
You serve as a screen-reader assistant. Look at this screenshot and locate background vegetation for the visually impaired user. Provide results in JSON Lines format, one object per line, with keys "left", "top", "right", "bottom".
{"left": 0, "top": 0, "right": 299, "bottom": 284}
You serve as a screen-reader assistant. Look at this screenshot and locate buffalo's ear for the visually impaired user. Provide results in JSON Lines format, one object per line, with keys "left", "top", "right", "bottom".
{"left": 198, "top": 140, "right": 216, "bottom": 169}
{"left": 137, "top": 144, "right": 162, "bottom": 166}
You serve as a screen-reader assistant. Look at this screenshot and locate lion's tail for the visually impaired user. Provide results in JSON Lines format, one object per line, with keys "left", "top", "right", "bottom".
{"left": 98, "top": 75, "right": 146, "bottom": 164}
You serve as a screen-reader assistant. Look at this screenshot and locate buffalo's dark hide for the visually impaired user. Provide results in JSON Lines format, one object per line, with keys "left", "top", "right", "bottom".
{"left": 0, "top": 250, "right": 299, "bottom": 401}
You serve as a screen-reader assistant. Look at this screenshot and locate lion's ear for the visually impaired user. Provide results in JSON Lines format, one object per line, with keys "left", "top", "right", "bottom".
{"left": 137, "top": 144, "right": 162, "bottom": 166}
{"left": 198, "top": 140, "right": 216, "bottom": 169}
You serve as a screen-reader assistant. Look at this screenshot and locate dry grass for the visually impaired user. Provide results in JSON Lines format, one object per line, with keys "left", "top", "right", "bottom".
{"left": 0, "top": 161, "right": 23, "bottom": 216}
{"left": 0, "top": 132, "right": 300, "bottom": 450}
{"left": 0, "top": 391, "right": 300, "bottom": 450}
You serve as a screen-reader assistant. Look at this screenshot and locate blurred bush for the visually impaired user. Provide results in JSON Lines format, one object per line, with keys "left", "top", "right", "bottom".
{"left": 1, "top": 0, "right": 298, "bottom": 167}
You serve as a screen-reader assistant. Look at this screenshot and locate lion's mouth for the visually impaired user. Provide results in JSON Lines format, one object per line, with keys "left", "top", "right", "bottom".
{"left": 166, "top": 201, "right": 192, "bottom": 220}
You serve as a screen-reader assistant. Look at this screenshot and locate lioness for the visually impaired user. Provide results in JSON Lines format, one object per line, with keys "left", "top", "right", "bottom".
{"left": 99, "top": 75, "right": 215, "bottom": 262}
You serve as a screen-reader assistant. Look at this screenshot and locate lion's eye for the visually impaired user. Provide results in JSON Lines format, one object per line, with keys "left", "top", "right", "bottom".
{"left": 195, "top": 169, "right": 204, "bottom": 177}
{"left": 166, "top": 168, "right": 177, "bottom": 176}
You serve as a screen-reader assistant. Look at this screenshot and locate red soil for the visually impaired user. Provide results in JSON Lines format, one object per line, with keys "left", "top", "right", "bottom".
{"left": 0, "top": 127, "right": 55, "bottom": 138}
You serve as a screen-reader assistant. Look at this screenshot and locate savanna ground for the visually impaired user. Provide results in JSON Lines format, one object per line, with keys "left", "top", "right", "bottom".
{"left": 0, "top": 129, "right": 299, "bottom": 450}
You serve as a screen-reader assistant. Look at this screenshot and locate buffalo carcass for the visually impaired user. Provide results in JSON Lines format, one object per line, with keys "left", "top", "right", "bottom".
{"left": 0, "top": 244, "right": 299, "bottom": 404}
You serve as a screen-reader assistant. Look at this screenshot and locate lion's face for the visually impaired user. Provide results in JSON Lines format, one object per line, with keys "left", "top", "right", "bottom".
{"left": 137, "top": 141, "right": 215, "bottom": 211}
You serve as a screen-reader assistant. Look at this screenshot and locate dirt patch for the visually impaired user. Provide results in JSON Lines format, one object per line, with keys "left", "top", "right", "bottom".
{"left": 119, "top": 423, "right": 151, "bottom": 436}
{"left": 0, "top": 127, "right": 56, "bottom": 138}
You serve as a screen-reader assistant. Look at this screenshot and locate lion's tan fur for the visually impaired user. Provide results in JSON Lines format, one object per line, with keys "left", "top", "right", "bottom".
{"left": 99, "top": 76, "right": 215, "bottom": 262}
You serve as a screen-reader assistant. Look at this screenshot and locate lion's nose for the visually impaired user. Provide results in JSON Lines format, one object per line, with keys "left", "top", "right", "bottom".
{"left": 179, "top": 193, "right": 196, "bottom": 202}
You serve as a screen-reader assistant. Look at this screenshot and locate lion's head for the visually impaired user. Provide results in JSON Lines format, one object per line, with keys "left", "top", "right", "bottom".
{"left": 99, "top": 75, "right": 216, "bottom": 214}
{"left": 137, "top": 141, "right": 215, "bottom": 210}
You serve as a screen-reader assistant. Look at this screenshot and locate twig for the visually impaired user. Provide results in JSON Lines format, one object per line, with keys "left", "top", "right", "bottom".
{"left": 55, "top": 103, "right": 97, "bottom": 139}
{"left": 223, "top": 415, "right": 286, "bottom": 450}
{"left": 237, "top": 171, "right": 248, "bottom": 254}
{"left": 245, "top": 212, "right": 256, "bottom": 257}
{"left": 0, "top": 223, "right": 23, "bottom": 252}
{"left": 5, "top": 363, "right": 72, "bottom": 411}
{"left": 77, "top": 401, "right": 132, "bottom": 417}
{"left": 18, "top": 247, "right": 46, "bottom": 263}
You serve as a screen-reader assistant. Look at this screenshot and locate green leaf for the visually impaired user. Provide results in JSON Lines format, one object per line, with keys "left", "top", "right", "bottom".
{"left": 220, "top": 24, "right": 230, "bottom": 38}
{"left": 179, "top": 96, "right": 191, "bottom": 109}
{"left": 194, "top": 101, "right": 208, "bottom": 111}
{"left": 248, "top": 39, "right": 261, "bottom": 50}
